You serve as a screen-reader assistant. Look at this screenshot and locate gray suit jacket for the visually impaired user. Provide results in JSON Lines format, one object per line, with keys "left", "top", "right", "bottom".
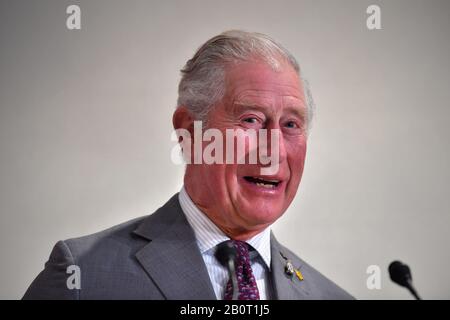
{"left": 23, "top": 194, "right": 353, "bottom": 300}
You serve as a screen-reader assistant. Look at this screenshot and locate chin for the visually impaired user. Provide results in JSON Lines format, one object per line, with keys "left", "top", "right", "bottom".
{"left": 240, "top": 205, "right": 285, "bottom": 226}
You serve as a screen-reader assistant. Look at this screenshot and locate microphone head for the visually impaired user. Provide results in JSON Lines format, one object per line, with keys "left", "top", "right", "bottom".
{"left": 214, "top": 241, "right": 237, "bottom": 267}
{"left": 389, "top": 260, "right": 412, "bottom": 287}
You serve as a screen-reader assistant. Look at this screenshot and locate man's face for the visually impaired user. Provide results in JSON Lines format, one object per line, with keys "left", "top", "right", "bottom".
{"left": 184, "top": 60, "right": 308, "bottom": 239}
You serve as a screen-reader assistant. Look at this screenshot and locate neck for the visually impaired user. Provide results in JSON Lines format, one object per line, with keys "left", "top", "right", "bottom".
{"left": 183, "top": 178, "right": 269, "bottom": 241}
{"left": 221, "top": 226, "right": 267, "bottom": 241}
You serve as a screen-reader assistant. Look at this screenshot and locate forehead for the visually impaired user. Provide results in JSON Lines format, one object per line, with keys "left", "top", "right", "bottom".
{"left": 223, "top": 60, "right": 305, "bottom": 109}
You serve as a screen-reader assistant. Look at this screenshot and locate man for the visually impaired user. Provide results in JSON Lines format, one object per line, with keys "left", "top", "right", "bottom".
{"left": 23, "top": 30, "right": 353, "bottom": 300}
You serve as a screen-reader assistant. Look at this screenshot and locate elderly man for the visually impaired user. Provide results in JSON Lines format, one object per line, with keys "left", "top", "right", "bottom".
{"left": 23, "top": 30, "right": 353, "bottom": 300}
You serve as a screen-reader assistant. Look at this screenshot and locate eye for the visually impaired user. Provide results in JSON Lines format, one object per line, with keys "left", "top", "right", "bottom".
{"left": 243, "top": 117, "right": 258, "bottom": 124}
{"left": 240, "top": 115, "right": 264, "bottom": 128}
{"left": 285, "top": 121, "right": 299, "bottom": 128}
{"left": 240, "top": 115, "right": 265, "bottom": 130}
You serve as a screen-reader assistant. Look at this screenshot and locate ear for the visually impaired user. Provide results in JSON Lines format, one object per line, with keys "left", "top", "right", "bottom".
{"left": 173, "top": 106, "right": 194, "bottom": 133}
{"left": 173, "top": 106, "right": 195, "bottom": 164}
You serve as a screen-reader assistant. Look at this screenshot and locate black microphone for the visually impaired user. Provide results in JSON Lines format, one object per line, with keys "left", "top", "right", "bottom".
{"left": 215, "top": 241, "right": 238, "bottom": 300}
{"left": 388, "top": 260, "right": 421, "bottom": 300}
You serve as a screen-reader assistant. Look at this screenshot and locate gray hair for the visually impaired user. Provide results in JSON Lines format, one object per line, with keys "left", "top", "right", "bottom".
{"left": 177, "top": 30, "right": 315, "bottom": 132}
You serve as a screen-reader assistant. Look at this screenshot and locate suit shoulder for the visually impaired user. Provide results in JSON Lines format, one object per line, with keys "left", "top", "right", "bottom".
{"left": 24, "top": 195, "right": 181, "bottom": 299}
{"left": 63, "top": 215, "right": 148, "bottom": 262}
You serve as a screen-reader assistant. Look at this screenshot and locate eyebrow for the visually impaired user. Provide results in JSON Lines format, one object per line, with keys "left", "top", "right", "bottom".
{"left": 233, "top": 101, "right": 307, "bottom": 121}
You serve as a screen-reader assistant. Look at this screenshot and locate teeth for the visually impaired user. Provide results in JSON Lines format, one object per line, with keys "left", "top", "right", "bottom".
{"left": 244, "top": 176, "right": 281, "bottom": 188}
{"left": 256, "top": 182, "right": 275, "bottom": 188}
{"left": 252, "top": 177, "right": 280, "bottom": 183}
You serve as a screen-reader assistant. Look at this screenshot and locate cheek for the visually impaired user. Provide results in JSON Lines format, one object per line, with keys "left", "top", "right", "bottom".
{"left": 288, "top": 142, "right": 307, "bottom": 178}
{"left": 207, "top": 164, "right": 239, "bottom": 193}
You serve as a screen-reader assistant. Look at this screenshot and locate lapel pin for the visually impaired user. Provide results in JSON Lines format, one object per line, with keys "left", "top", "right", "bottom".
{"left": 280, "top": 251, "right": 304, "bottom": 281}
{"left": 285, "top": 260, "right": 294, "bottom": 276}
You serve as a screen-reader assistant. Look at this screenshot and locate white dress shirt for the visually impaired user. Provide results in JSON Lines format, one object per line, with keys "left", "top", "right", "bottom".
{"left": 178, "top": 186, "right": 272, "bottom": 300}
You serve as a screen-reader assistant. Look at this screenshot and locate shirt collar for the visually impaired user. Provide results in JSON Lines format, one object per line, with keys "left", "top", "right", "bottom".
{"left": 178, "top": 186, "right": 272, "bottom": 269}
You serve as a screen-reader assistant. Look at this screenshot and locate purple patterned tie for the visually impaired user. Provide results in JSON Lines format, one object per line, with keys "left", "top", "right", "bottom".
{"left": 223, "top": 240, "right": 260, "bottom": 300}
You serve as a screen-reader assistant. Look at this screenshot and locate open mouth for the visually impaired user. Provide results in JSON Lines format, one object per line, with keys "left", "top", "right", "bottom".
{"left": 243, "top": 176, "right": 281, "bottom": 189}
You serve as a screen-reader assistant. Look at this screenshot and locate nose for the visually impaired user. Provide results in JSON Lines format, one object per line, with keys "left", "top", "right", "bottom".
{"left": 268, "top": 124, "right": 287, "bottom": 165}
{"left": 258, "top": 122, "right": 287, "bottom": 168}
{"left": 276, "top": 130, "right": 287, "bottom": 165}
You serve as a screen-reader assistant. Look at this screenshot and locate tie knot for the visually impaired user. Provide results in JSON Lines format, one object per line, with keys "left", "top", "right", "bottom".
{"left": 231, "top": 240, "right": 249, "bottom": 252}
{"left": 232, "top": 240, "right": 258, "bottom": 262}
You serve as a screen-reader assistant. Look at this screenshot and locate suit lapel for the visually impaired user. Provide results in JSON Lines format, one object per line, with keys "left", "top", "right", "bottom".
{"left": 132, "top": 195, "right": 313, "bottom": 300}
{"left": 133, "top": 194, "right": 216, "bottom": 300}
{"left": 270, "top": 233, "right": 311, "bottom": 299}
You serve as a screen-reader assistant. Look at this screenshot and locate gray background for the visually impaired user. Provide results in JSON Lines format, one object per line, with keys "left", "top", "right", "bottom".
{"left": 1, "top": 0, "right": 449, "bottom": 299}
